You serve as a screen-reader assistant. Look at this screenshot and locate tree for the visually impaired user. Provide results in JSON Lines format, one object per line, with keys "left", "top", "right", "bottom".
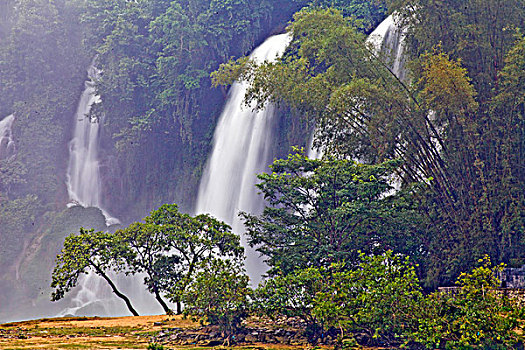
{"left": 51, "top": 228, "right": 139, "bottom": 316}
{"left": 183, "top": 258, "right": 251, "bottom": 344}
{"left": 242, "top": 151, "right": 425, "bottom": 276}
{"left": 294, "top": 0, "right": 387, "bottom": 32}
{"left": 118, "top": 204, "right": 244, "bottom": 314}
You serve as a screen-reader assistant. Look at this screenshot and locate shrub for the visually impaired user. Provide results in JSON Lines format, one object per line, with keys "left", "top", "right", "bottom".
{"left": 147, "top": 343, "right": 164, "bottom": 350}
{"left": 183, "top": 258, "right": 251, "bottom": 344}
{"left": 314, "top": 251, "right": 423, "bottom": 347}
{"left": 410, "top": 256, "right": 524, "bottom": 349}
{"left": 253, "top": 267, "right": 326, "bottom": 342}
{"left": 254, "top": 251, "right": 422, "bottom": 346}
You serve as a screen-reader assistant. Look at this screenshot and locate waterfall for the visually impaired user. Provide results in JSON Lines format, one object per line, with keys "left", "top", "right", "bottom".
{"left": 367, "top": 14, "right": 407, "bottom": 80}
{"left": 307, "top": 14, "right": 407, "bottom": 158}
{"left": 0, "top": 114, "right": 15, "bottom": 160}
{"left": 62, "top": 63, "right": 119, "bottom": 317}
{"left": 195, "top": 34, "right": 291, "bottom": 283}
{"left": 307, "top": 130, "right": 323, "bottom": 160}
{"left": 66, "top": 64, "right": 118, "bottom": 226}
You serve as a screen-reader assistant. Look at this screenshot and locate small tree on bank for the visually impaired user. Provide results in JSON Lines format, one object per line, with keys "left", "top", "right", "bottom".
{"left": 117, "top": 204, "right": 244, "bottom": 314}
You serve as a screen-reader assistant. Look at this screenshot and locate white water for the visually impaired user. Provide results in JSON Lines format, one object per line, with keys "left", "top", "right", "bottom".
{"left": 0, "top": 114, "right": 15, "bottom": 160}
{"left": 307, "top": 14, "right": 407, "bottom": 158}
{"left": 367, "top": 14, "right": 407, "bottom": 80}
{"left": 307, "top": 129, "right": 323, "bottom": 160}
{"left": 62, "top": 64, "right": 119, "bottom": 317}
{"left": 66, "top": 65, "right": 119, "bottom": 226}
{"left": 195, "top": 34, "right": 291, "bottom": 284}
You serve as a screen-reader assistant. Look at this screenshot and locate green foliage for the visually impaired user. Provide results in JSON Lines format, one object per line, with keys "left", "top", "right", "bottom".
{"left": 50, "top": 228, "right": 126, "bottom": 302}
{"left": 387, "top": 0, "right": 524, "bottom": 98}
{"left": 50, "top": 226, "right": 140, "bottom": 316}
{"left": 183, "top": 258, "right": 251, "bottom": 341}
{"left": 147, "top": 342, "right": 164, "bottom": 350}
{"left": 254, "top": 251, "right": 422, "bottom": 346}
{"left": 417, "top": 51, "right": 479, "bottom": 115}
{"left": 242, "top": 150, "right": 424, "bottom": 275}
{"left": 295, "top": 0, "right": 387, "bottom": 32}
{"left": 253, "top": 267, "right": 325, "bottom": 342}
{"left": 410, "top": 256, "right": 524, "bottom": 349}
{"left": 0, "top": 195, "right": 39, "bottom": 268}
{"left": 88, "top": 0, "right": 279, "bottom": 139}
{"left": 314, "top": 252, "right": 422, "bottom": 347}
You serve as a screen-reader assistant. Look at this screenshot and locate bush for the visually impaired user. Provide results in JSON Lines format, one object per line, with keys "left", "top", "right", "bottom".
{"left": 314, "top": 251, "right": 423, "bottom": 347}
{"left": 147, "top": 343, "right": 164, "bottom": 350}
{"left": 410, "top": 256, "right": 524, "bottom": 349}
{"left": 182, "top": 258, "right": 251, "bottom": 344}
{"left": 254, "top": 251, "right": 422, "bottom": 346}
{"left": 253, "top": 267, "right": 326, "bottom": 343}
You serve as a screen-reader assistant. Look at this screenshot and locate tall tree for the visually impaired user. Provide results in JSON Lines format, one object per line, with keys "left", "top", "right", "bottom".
{"left": 242, "top": 151, "right": 425, "bottom": 275}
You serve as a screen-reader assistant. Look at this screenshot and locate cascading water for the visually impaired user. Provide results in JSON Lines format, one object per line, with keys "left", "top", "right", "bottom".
{"left": 367, "top": 14, "right": 407, "bottom": 80}
{"left": 195, "top": 34, "right": 291, "bottom": 283}
{"left": 307, "top": 14, "right": 407, "bottom": 158}
{"left": 307, "top": 130, "right": 323, "bottom": 160}
{"left": 66, "top": 65, "right": 118, "bottom": 226}
{"left": 60, "top": 63, "right": 117, "bottom": 316}
{"left": 0, "top": 114, "right": 15, "bottom": 160}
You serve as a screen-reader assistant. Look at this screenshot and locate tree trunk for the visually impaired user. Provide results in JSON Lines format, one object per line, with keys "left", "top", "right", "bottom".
{"left": 153, "top": 287, "right": 173, "bottom": 315}
{"left": 91, "top": 263, "right": 139, "bottom": 316}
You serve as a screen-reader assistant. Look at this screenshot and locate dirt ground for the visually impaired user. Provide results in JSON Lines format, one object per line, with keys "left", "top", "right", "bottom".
{"left": 0, "top": 315, "right": 313, "bottom": 350}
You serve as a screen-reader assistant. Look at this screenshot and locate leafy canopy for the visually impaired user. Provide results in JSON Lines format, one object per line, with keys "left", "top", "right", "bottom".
{"left": 116, "top": 204, "right": 244, "bottom": 313}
